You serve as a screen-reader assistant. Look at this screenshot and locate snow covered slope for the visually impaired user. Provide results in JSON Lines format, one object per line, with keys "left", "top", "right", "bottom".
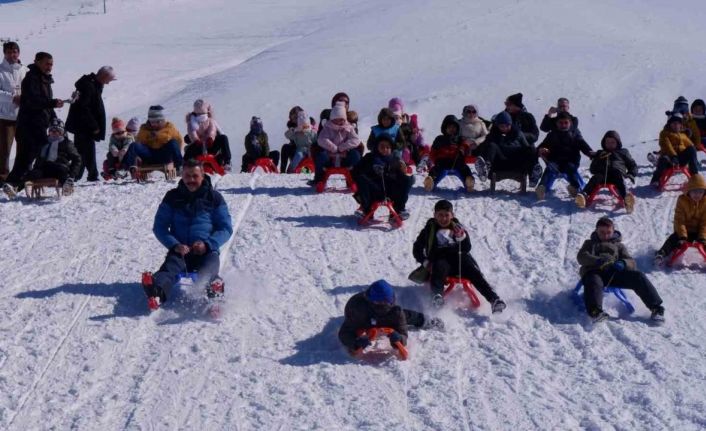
{"left": 1, "top": 0, "right": 705, "bottom": 429}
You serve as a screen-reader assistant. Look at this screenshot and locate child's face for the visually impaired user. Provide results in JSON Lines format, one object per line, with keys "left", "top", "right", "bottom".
{"left": 434, "top": 209, "right": 453, "bottom": 227}
{"left": 693, "top": 106, "right": 705, "bottom": 116}
{"left": 669, "top": 121, "right": 683, "bottom": 132}
{"left": 445, "top": 124, "right": 458, "bottom": 136}
{"left": 688, "top": 189, "right": 705, "bottom": 202}
{"left": 331, "top": 118, "right": 346, "bottom": 126}
{"left": 604, "top": 137, "right": 618, "bottom": 151}
{"left": 377, "top": 141, "right": 392, "bottom": 156}
{"left": 381, "top": 116, "right": 392, "bottom": 128}
{"left": 497, "top": 123, "right": 511, "bottom": 134}
{"left": 596, "top": 225, "right": 614, "bottom": 241}
{"left": 48, "top": 129, "right": 62, "bottom": 139}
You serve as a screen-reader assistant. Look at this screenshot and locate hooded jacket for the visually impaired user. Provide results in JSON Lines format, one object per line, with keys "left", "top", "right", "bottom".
{"left": 459, "top": 116, "right": 488, "bottom": 144}
{"left": 658, "top": 126, "right": 693, "bottom": 157}
{"left": 673, "top": 174, "right": 706, "bottom": 239}
{"left": 485, "top": 123, "right": 531, "bottom": 150}
{"left": 538, "top": 128, "right": 593, "bottom": 166}
{"left": 33, "top": 136, "right": 81, "bottom": 179}
{"left": 0, "top": 58, "right": 26, "bottom": 121}
{"left": 509, "top": 109, "right": 539, "bottom": 144}
{"left": 353, "top": 135, "right": 408, "bottom": 184}
{"left": 338, "top": 291, "right": 408, "bottom": 351}
{"left": 16, "top": 63, "right": 57, "bottom": 144}
{"left": 589, "top": 134, "right": 637, "bottom": 177}
{"left": 317, "top": 119, "right": 360, "bottom": 153}
{"left": 430, "top": 115, "right": 468, "bottom": 162}
{"left": 577, "top": 230, "right": 636, "bottom": 276}
{"left": 186, "top": 112, "right": 219, "bottom": 144}
{"left": 413, "top": 217, "right": 471, "bottom": 264}
{"left": 65, "top": 73, "right": 106, "bottom": 140}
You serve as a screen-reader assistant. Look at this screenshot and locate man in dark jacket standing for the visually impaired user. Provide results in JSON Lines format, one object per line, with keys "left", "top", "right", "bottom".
{"left": 142, "top": 159, "right": 233, "bottom": 310}
{"left": 65, "top": 65, "right": 115, "bottom": 181}
{"left": 540, "top": 97, "right": 581, "bottom": 136}
{"left": 3, "top": 52, "right": 63, "bottom": 193}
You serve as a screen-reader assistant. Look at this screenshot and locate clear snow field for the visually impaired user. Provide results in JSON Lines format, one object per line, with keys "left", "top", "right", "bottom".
{"left": 1, "top": 0, "right": 705, "bottom": 430}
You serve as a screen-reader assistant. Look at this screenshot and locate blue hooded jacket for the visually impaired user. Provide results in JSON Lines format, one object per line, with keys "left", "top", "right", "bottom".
{"left": 153, "top": 176, "right": 233, "bottom": 252}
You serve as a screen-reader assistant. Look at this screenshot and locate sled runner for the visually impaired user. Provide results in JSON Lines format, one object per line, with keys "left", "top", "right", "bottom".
{"left": 667, "top": 241, "right": 706, "bottom": 267}
{"left": 572, "top": 280, "right": 635, "bottom": 314}
{"left": 489, "top": 170, "right": 527, "bottom": 194}
{"left": 135, "top": 163, "right": 177, "bottom": 182}
{"left": 196, "top": 154, "right": 225, "bottom": 176}
{"left": 293, "top": 157, "right": 315, "bottom": 174}
{"left": 442, "top": 277, "right": 481, "bottom": 309}
{"left": 248, "top": 157, "right": 278, "bottom": 173}
{"left": 353, "top": 327, "right": 409, "bottom": 361}
{"left": 658, "top": 165, "right": 691, "bottom": 191}
{"left": 315, "top": 167, "right": 357, "bottom": 193}
{"left": 357, "top": 199, "right": 403, "bottom": 228}
{"left": 24, "top": 179, "right": 61, "bottom": 199}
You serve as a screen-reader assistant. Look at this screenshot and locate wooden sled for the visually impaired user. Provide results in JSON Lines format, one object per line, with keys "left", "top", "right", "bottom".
{"left": 24, "top": 179, "right": 61, "bottom": 200}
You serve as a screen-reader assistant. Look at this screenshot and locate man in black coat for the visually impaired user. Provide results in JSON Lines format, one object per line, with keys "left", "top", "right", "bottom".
{"left": 65, "top": 65, "right": 115, "bottom": 181}
{"left": 504, "top": 92, "right": 539, "bottom": 145}
{"left": 540, "top": 97, "right": 581, "bottom": 136}
{"left": 3, "top": 52, "right": 63, "bottom": 192}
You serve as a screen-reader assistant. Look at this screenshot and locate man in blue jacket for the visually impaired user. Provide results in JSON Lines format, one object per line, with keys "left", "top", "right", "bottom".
{"left": 144, "top": 158, "right": 233, "bottom": 308}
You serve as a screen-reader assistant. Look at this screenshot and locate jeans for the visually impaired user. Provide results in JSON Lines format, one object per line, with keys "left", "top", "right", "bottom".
{"left": 153, "top": 250, "right": 221, "bottom": 301}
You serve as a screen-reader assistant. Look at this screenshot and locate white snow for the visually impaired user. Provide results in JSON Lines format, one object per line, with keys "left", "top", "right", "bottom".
{"left": 1, "top": 0, "right": 705, "bottom": 429}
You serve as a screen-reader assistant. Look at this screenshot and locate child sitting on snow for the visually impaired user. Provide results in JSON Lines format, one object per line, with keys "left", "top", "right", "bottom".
{"left": 103, "top": 117, "right": 134, "bottom": 179}
{"left": 241, "top": 116, "right": 279, "bottom": 172}
{"left": 423, "top": 115, "right": 474, "bottom": 192}
{"left": 575, "top": 130, "right": 637, "bottom": 212}
{"left": 654, "top": 173, "right": 706, "bottom": 263}
{"left": 284, "top": 111, "right": 317, "bottom": 173}
{"left": 649, "top": 114, "right": 699, "bottom": 187}
{"left": 577, "top": 217, "right": 665, "bottom": 323}
{"left": 184, "top": 99, "right": 232, "bottom": 170}
{"left": 314, "top": 102, "right": 361, "bottom": 184}
{"left": 366, "top": 108, "right": 404, "bottom": 152}
{"left": 338, "top": 279, "right": 443, "bottom": 356}
{"left": 412, "top": 199, "right": 506, "bottom": 312}
{"left": 23, "top": 118, "right": 81, "bottom": 196}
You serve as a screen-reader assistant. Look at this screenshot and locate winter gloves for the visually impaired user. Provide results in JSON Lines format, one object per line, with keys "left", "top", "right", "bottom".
{"left": 596, "top": 258, "right": 626, "bottom": 272}
{"left": 354, "top": 335, "right": 371, "bottom": 350}
{"left": 388, "top": 331, "right": 404, "bottom": 347}
{"left": 612, "top": 260, "right": 626, "bottom": 271}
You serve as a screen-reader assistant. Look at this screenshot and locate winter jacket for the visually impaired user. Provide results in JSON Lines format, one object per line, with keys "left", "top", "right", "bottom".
{"left": 590, "top": 149, "right": 637, "bottom": 178}
{"left": 33, "top": 136, "right": 82, "bottom": 179}
{"left": 413, "top": 217, "right": 471, "bottom": 264}
{"left": 577, "top": 231, "right": 636, "bottom": 276}
{"left": 693, "top": 115, "right": 706, "bottom": 147}
{"left": 65, "top": 73, "right": 106, "bottom": 140}
{"left": 485, "top": 124, "right": 531, "bottom": 150}
{"left": 430, "top": 115, "right": 468, "bottom": 162}
{"left": 459, "top": 117, "right": 488, "bottom": 145}
{"left": 186, "top": 112, "right": 219, "bottom": 144}
{"left": 338, "top": 292, "right": 408, "bottom": 350}
{"left": 108, "top": 134, "right": 134, "bottom": 156}
{"left": 244, "top": 131, "right": 269, "bottom": 157}
{"left": 317, "top": 120, "right": 360, "bottom": 153}
{"left": 540, "top": 113, "right": 580, "bottom": 135}
{"left": 684, "top": 114, "right": 701, "bottom": 146}
{"left": 509, "top": 109, "right": 539, "bottom": 144}
{"left": 153, "top": 176, "right": 233, "bottom": 253}
{"left": 658, "top": 127, "right": 694, "bottom": 157}
{"left": 538, "top": 129, "right": 593, "bottom": 166}
{"left": 284, "top": 128, "right": 317, "bottom": 153}
{"left": 0, "top": 59, "right": 26, "bottom": 121}
{"left": 16, "top": 64, "right": 58, "bottom": 146}
{"left": 673, "top": 175, "right": 706, "bottom": 239}
{"left": 352, "top": 149, "right": 408, "bottom": 186}
{"left": 136, "top": 121, "right": 183, "bottom": 150}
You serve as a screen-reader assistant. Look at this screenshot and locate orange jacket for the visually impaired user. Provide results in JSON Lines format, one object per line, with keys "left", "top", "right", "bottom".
{"left": 658, "top": 128, "right": 693, "bottom": 157}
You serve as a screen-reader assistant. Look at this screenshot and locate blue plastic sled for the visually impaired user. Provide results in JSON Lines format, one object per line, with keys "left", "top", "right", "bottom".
{"left": 572, "top": 280, "right": 635, "bottom": 314}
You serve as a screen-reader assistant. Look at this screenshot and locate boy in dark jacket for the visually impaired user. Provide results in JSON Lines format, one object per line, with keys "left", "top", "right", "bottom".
{"left": 575, "top": 130, "right": 637, "bottom": 212}
{"left": 423, "top": 115, "right": 474, "bottom": 192}
{"left": 577, "top": 217, "right": 664, "bottom": 323}
{"left": 22, "top": 118, "right": 81, "bottom": 196}
{"left": 352, "top": 134, "right": 413, "bottom": 219}
{"left": 338, "top": 280, "right": 443, "bottom": 355}
{"left": 535, "top": 112, "right": 594, "bottom": 200}
{"left": 412, "top": 200, "right": 506, "bottom": 312}
{"left": 240, "top": 116, "right": 279, "bottom": 172}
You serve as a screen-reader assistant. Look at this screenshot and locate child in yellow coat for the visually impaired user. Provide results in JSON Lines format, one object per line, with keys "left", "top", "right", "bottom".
{"left": 655, "top": 173, "right": 706, "bottom": 263}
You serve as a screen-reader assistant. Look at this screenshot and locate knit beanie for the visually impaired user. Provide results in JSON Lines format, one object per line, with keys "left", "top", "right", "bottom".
{"left": 434, "top": 199, "right": 453, "bottom": 212}
{"left": 506, "top": 93, "right": 524, "bottom": 108}
{"left": 388, "top": 97, "right": 404, "bottom": 116}
{"left": 148, "top": 105, "right": 165, "bottom": 122}
{"left": 47, "top": 117, "right": 65, "bottom": 134}
{"left": 193, "top": 99, "right": 211, "bottom": 116}
{"left": 126, "top": 117, "right": 140, "bottom": 133}
{"left": 672, "top": 96, "right": 689, "bottom": 115}
{"left": 366, "top": 280, "right": 395, "bottom": 304}
{"left": 111, "top": 117, "right": 126, "bottom": 133}
{"left": 494, "top": 111, "right": 512, "bottom": 126}
{"left": 330, "top": 102, "right": 347, "bottom": 121}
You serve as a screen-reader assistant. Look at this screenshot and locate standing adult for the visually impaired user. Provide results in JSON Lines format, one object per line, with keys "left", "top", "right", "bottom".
{"left": 539, "top": 97, "right": 581, "bottom": 136}
{"left": 3, "top": 52, "right": 63, "bottom": 194}
{"left": 0, "top": 41, "right": 26, "bottom": 180}
{"left": 65, "top": 65, "right": 116, "bottom": 181}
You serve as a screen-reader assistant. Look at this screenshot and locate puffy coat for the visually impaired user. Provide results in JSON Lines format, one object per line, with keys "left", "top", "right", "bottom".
{"left": 0, "top": 59, "right": 26, "bottom": 121}
{"left": 658, "top": 128, "right": 693, "bottom": 156}
{"left": 244, "top": 131, "right": 269, "bottom": 157}
{"left": 284, "top": 128, "right": 317, "bottom": 153}
{"left": 186, "top": 112, "right": 219, "bottom": 144}
{"left": 589, "top": 134, "right": 637, "bottom": 177}
{"left": 538, "top": 129, "right": 593, "bottom": 166}
{"left": 136, "top": 121, "right": 183, "bottom": 150}
{"left": 540, "top": 113, "right": 580, "bottom": 135}
{"left": 684, "top": 115, "right": 701, "bottom": 146}
{"left": 485, "top": 124, "right": 531, "bottom": 150}
{"left": 673, "top": 174, "right": 706, "bottom": 239}
{"left": 577, "top": 230, "right": 636, "bottom": 276}
{"left": 153, "top": 176, "right": 233, "bottom": 252}
{"left": 459, "top": 117, "right": 488, "bottom": 144}
{"left": 65, "top": 73, "right": 106, "bottom": 140}
{"left": 430, "top": 115, "right": 468, "bottom": 162}
{"left": 33, "top": 136, "right": 82, "bottom": 179}
{"left": 109, "top": 134, "right": 134, "bottom": 155}
{"left": 338, "top": 292, "right": 408, "bottom": 350}
{"left": 16, "top": 64, "right": 57, "bottom": 148}
{"left": 509, "top": 109, "right": 539, "bottom": 144}
{"left": 317, "top": 120, "right": 360, "bottom": 153}
{"left": 413, "top": 217, "right": 471, "bottom": 264}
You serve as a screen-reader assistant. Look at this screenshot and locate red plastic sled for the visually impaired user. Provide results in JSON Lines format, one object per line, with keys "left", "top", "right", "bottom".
{"left": 443, "top": 277, "right": 481, "bottom": 309}
{"left": 585, "top": 184, "right": 624, "bottom": 207}
{"left": 315, "top": 167, "right": 357, "bottom": 193}
{"left": 248, "top": 157, "right": 279, "bottom": 173}
{"left": 667, "top": 241, "right": 706, "bottom": 267}
{"left": 353, "top": 327, "right": 409, "bottom": 360}
{"left": 358, "top": 199, "right": 403, "bottom": 228}
{"left": 464, "top": 155, "right": 478, "bottom": 164}
{"left": 659, "top": 165, "right": 691, "bottom": 191}
{"left": 197, "top": 154, "right": 225, "bottom": 175}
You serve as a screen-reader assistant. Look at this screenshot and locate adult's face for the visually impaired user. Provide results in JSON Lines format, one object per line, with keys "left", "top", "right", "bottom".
{"left": 504, "top": 102, "right": 520, "bottom": 114}
{"left": 97, "top": 70, "right": 116, "bottom": 85}
{"left": 36, "top": 57, "right": 53, "bottom": 75}
{"left": 4, "top": 48, "right": 19, "bottom": 64}
{"left": 556, "top": 118, "right": 572, "bottom": 131}
{"left": 557, "top": 100, "right": 570, "bottom": 112}
{"left": 182, "top": 166, "right": 204, "bottom": 192}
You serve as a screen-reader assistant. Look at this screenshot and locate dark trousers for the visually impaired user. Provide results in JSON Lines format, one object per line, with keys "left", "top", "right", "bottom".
{"left": 658, "top": 232, "right": 700, "bottom": 257}
{"left": 581, "top": 269, "right": 662, "bottom": 313}
{"left": 313, "top": 149, "right": 361, "bottom": 182}
{"left": 184, "top": 134, "right": 232, "bottom": 166}
{"left": 5, "top": 128, "right": 43, "bottom": 187}
{"left": 280, "top": 141, "right": 296, "bottom": 172}
{"left": 0, "top": 119, "right": 17, "bottom": 178}
{"left": 403, "top": 309, "right": 426, "bottom": 328}
{"left": 24, "top": 161, "right": 70, "bottom": 185}
{"left": 650, "top": 146, "right": 699, "bottom": 183}
{"left": 430, "top": 254, "right": 499, "bottom": 303}
{"left": 153, "top": 250, "right": 221, "bottom": 300}
{"left": 481, "top": 142, "right": 537, "bottom": 174}
{"left": 74, "top": 133, "right": 98, "bottom": 181}
{"left": 354, "top": 173, "right": 413, "bottom": 212}
{"left": 583, "top": 168, "right": 627, "bottom": 198}
{"left": 241, "top": 150, "right": 280, "bottom": 172}
{"left": 122, "top": 140, "right": 183, "bottom": 169}
{"left": 429, "top": 155, "right": 473, "bottom": 180}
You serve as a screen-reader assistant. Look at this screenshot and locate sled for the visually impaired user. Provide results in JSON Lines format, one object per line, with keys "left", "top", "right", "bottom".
{"left": 489, "top": 170, "right": 527, "bottom": 194}
{"left": 658, "top": 165, "right": 691, "bottom": 191}
{"left": 24, "top": 179, "right": 61, "bottom": 199}
{"left": 196, "top": 154, "right": 225, "bottom": 176}
{"left": 248, "top": 157, "right": 278, "bottom": 173}
{"left": 584, "top": 184, "right": 624, "bottom": 207}
{"left": 293, "top": 157, "right": 315, "bottom": 174}
{"left": 101, "top": 160, "right": 124, "bottom": 180}
{"left": 572, "top": 280, "right": 635, "bottom": 314}
{"left": 667, "top": 241, "right": 706, "bottom": 267}
{"left": 357, "top": 199, "right": 403, "bottom": 228}
{"left": 141, "top": 271, "right": 224, "bottom": 317}
{"left": 353, "top": 327, "right": 408, "bottom": 361}
{"left": 464, "top": 155, "right": 478, "bottom": 165}
{"left": 443, "top": 277, "right": 481, "bottom": 309}
{"left": 315, "top": 166, "right": 357, "bottom": 193}
{"left": 135, "top": 163, "right": 177, "bottom": 182}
